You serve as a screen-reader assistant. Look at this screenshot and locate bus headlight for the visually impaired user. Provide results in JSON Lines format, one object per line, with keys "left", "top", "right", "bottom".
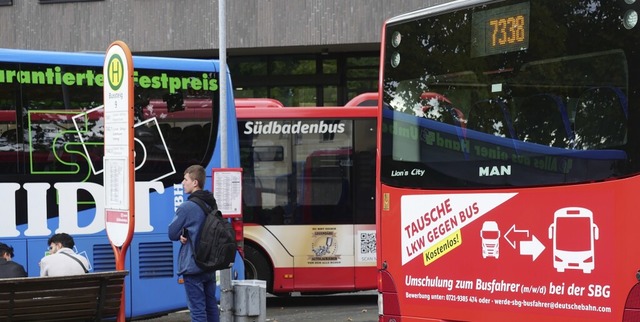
{"left": 390, "top": 52, "right": 401, "bottom": 68}
{"left": 623, "top": 10, "right": 638, "bottom": 29}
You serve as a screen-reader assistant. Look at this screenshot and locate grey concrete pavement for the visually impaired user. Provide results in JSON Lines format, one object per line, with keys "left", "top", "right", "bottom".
{"left": 136, "top": 291, "right": 377, "bottom": 322}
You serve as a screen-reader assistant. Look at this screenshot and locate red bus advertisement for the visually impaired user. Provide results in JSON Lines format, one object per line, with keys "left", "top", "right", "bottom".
{"left": 377, "top": 0, "right": 640, "bottom": 321}
{"left": 237, "top": 93, "right": 378, "bottom": 294}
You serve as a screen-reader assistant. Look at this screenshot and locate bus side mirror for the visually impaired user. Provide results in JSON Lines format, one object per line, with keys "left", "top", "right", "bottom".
{"left": 548, "top": 224, "right": 554, "bottom": 239}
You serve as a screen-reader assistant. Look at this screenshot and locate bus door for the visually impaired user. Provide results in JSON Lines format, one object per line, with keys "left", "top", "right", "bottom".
{"left": 351, "top": 117, "right": 377, "bottom": 289}
{"left": 291, "top": 120, "right": 356, "bottom": 291}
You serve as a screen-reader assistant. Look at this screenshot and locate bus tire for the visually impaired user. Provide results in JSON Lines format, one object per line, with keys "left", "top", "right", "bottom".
{"left": 244, "top": 244, "right": 274, "bottom": 293}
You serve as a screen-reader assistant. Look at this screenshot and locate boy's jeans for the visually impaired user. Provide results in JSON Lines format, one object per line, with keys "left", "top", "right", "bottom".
{"left": 183, "top": 271, "right": 219, "bottom": 322}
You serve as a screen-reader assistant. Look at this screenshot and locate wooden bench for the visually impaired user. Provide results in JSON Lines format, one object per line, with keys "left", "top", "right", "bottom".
{"left": 0, "top": 270, "right": 128, "bottom": 322}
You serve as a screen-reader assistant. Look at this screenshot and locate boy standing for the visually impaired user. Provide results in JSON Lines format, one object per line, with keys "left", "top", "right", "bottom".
{"left": 168, "top": 165, "right": 220, "bottom": 322}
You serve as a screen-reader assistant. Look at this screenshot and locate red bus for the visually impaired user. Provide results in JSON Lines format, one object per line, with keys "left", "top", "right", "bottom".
{"left": 377, "top": 0, "right": 640, "bottom": 321}
{"left": 237, "top": 93, "right": 378, "bottom": 294}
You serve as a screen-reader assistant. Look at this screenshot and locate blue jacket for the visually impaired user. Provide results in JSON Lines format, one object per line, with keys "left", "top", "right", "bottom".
{"left": 168, "top": 190, "right": 217, "bottom": 275}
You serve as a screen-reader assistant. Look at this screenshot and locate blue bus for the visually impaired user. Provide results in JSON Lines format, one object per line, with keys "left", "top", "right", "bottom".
{"left": 0, "top": 48, "right": 244, "bottom": 318}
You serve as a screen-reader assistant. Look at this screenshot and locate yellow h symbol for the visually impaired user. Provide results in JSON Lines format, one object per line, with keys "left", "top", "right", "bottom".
{"left": 108, "top": 55, "right": 124, "bottom": 90}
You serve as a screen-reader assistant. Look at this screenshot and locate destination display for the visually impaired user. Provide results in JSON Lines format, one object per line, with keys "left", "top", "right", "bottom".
{"left": 471, "top": 2, "right": 530, "bottom": 57}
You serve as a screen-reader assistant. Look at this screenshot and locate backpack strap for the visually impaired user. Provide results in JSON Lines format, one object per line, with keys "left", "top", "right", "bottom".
{"left": 186, "top": 197, "right": 209, "bottom": 255}
{"left": 190, "top": 197, "right": 221, "bottom": 217}
{"left": 186, "top": 196, "right": 221, "bottom": 251}
{"left": 60, "top": 251, "right": 89, "bottom": 273}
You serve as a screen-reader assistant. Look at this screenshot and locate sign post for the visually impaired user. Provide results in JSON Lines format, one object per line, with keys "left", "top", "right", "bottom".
{"left": 103, "top": 40, "right": 135, "bottom": 322}
{"left": 217, "top": 0, "right": 236, "bottom": 321}
{"left": 213, "top": 167, "right": 242, "bottom": 321}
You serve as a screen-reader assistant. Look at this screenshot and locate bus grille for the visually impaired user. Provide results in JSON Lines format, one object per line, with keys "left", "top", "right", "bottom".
{"left": 139, "top": 242, "right": 174, "bottom": 278}
{"left": 92, "top": 244, "right": 116, "bottom": 271}
{"left": 92, "top": 242, "right": 174, "bottom": 278}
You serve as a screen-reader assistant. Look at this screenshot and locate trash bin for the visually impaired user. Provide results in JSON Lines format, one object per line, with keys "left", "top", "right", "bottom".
{"left": 231, "top": 279, "right": 266, "bottom": 322}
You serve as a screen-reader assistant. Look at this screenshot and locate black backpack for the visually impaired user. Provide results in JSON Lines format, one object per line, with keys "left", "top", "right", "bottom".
{"left": 189, "top": 197, "right": 237, "bottom": 272}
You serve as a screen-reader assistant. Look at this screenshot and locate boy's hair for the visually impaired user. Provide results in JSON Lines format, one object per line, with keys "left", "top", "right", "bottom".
{"left": 184, "top": 165, "right": 206, "bottom": 189}
{"left": 47, "top": 233, "right": 75, "bottom": 249}
{"left": 0, "top": 242, "right": 14, "bottom": 258}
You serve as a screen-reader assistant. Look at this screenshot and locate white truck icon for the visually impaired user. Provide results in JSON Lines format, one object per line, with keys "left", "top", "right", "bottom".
{"left": 481, "top": 221, "right": 500, "bottom": 259}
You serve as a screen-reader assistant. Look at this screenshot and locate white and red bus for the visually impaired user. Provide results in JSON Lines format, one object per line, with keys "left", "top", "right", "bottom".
{"left": 377, "top": 0, "right": 640, "bottom": 321}
{"left": 236, "top": 93, "right": 378, "bottom": 294}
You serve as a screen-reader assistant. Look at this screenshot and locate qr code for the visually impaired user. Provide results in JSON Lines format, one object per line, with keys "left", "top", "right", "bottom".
{"left": 360, "top": 231, "right": 376, "bottom": 254}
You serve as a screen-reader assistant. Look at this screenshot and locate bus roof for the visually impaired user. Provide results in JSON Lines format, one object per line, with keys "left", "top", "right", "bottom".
{"left": 385, "top": 0, "right": 485, "bottom": 25}
{"left": 235, "top": 98, "right": 285, "bottom": 108}
{"left": 0, "top": 48, "right": 220, "bottom": 72}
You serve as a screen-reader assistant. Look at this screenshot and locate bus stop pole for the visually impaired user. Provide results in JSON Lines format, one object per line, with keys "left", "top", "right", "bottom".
{"left": 218, "top": 0, "right": 234, "bottom": 321}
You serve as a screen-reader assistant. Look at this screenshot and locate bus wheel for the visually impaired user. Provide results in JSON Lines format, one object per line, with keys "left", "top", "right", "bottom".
{"left": 244, "top": 244, "right": 274, "bottom": 293}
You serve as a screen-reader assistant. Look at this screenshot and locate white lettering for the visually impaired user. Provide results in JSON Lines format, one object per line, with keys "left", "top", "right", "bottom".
{"left": 0, "top": 181, "right": 165, "bottom": 237}
{"left": 0, "top": 183, "right": 20, "bottom": 237}
{"left": 174, "top": 183, "right": 184, "bottom": 212}
{"left": 479, "top": 165, "right": 511, "bottom": 177}
{"left": 243, "top": 120, "right": 345, "bottom": 135}
{"left": 56, "top": 182, "right": 104, "bottom": 235}
{"left": 134, "top": 181, "right": 164, "bottom": 232}
{"left": 24, "top": 183, "right": 52, "bottom": 236}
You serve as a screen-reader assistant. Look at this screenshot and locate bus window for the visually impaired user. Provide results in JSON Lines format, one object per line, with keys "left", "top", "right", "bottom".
{"left": 253, "top": 146, "right": 284, "bottom": 162}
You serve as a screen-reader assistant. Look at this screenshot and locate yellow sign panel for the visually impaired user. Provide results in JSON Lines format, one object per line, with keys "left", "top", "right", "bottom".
{"left": 423, "top": 230, "right": 461, "bottom": 266}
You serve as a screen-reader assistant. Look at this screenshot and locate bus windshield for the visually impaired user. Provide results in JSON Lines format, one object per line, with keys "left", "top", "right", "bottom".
{"left": 556, "top": 217, "right": 591, "bottom": 252}
{"left": 381, "top": 0, "right": 638, "bottom": 189}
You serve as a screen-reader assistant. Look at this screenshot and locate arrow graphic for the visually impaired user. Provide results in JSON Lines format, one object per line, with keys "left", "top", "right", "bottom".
{"left": 504, "top": 224, "right": 529, "bottom": 249}
{"left": 520, "top": 235, "right": 545, "bottom": 261}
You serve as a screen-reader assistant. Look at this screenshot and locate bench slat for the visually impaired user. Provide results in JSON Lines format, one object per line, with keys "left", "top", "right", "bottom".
{"left": 0, "top": 270, "right": 128, "bottom": 322}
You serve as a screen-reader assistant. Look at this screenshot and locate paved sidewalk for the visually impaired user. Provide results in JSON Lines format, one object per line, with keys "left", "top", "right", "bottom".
{"left": 137, "top": 291, "right": 377, "bottom": 322}
{"left": 137, "top": 310, "right": 190, "bottom": 321}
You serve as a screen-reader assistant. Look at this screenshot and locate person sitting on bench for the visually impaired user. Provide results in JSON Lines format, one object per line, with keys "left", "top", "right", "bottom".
{"left": 0, "top": 242, "right": 27, "bottom": 278}
{"left": 39, "top": 233, "right": 90, "bottom": 276}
